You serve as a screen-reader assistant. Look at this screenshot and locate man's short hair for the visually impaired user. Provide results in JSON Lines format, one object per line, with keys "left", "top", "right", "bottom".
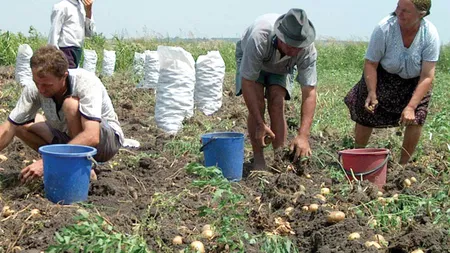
{"left": 30, "top": 45, "right": 69, "bottom": 78}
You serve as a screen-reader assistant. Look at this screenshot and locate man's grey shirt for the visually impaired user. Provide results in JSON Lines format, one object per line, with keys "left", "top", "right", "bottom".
{"left": 236, "top": 13, "right": 318, "bottom": 86}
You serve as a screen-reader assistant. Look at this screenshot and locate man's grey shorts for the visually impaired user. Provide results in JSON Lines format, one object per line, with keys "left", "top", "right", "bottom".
{"left": 49, "top": 121, "right": 121, "bottom": 162}
{"left": 235, "top": 69, "right": 294, "bottom": 100}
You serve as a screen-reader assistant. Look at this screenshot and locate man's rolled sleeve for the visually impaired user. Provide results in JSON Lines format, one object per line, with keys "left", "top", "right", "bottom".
{"left": 85, "top": 17, "right": 95, "bottom": 37}
{"left": 296, "top": 45, "right": 318, "bottom": 86}
{"left": 76, "top": 75, "right": 102, "bottom": 122}
{"left": 8, "top": 84, "right": 41, "bottom": 125}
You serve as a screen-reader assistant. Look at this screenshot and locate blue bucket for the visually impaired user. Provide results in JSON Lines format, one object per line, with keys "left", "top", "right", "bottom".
{"left": 39, "top": 144, "right": 97, "bottom": 205}
{"left": 200, "top": 132, "right": 244, "bottom": 182}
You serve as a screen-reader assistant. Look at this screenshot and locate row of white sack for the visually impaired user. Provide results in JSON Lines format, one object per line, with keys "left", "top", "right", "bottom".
{"left": 14, "top": 44, "right": 116, "bottom": 86}
{"left": 14, "top": 45, "right": 226, "bottom": 134}
{"left": 88, "top": 47, "right": 226, "bottom": 133}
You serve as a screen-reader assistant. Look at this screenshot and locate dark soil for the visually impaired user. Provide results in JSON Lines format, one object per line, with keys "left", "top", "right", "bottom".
{"left": 0, "top": 72, "right": 449, "bottom": 253}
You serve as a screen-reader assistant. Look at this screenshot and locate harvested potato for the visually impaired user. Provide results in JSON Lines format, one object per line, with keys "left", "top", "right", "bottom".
{"left": 305, "top": 174, "right": 312, "bottom": 179}
{"left": 327, "top": 211, "right": 345, "bottom": 223}
{"left": 321, "top": 188, "right": 331, "bottom": 195}
{"left": 202, "top": 224, "right": 211, "bottom": 232}
{"left": 301, "top": 206, "right": 309, "bottom": 211}
{"left": 0, "top": 154, "right": 7, "bottom": 162}
{"left": 392, "top": 194, "right": 399, "bottom": 201}
{"left": 202, "top": 229, "right": 214, "bottom": 239}
{"left": 403, "top": 178, "right": 412, "bottom": 188}
{"left": 377, "top": 191, "right": 383, "bottom": 197}
{"left": 372, "top": 234, "right": 388, "bottom": 246}
{"left": 410, "top": 249, "right": 424, "bottom": 253}
{"left": 284, "top": 207, "right": 294, "bottom": 216}
{"left": 364, "top": 241, "right": 382, "bottom": 249}
{"left": 264, "top": 135, "right": 273, "bottom": 145}
{"left": 1, "top": 206, "right": 14, "bottom": 218}
{"left": 190, "top": 241, "right": 205, "bottom": 253}
{"left": 314, "top": 194, "right": 326, "bottom": 202}
{"left": 348, "top": 232, "right": 361, "bottom": 240}
{"left": 172, "top": 235, "right": 183, "bottom": 245}
{"left": 410, "top": 177, "right": 417, "bottom": 183}
{"left": 308, "top": 204, "right": 319, "bottom": 212}
{"left": 30, "top": 209, "right": 40, "bottom": 217}
{"left": 286, "top": 164, "right": 294, "bottom": 172}
{"left": 299, "top": 185, "right": 306, "bottom": 192}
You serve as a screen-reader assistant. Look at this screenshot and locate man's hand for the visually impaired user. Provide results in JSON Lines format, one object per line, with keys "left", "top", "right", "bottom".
{"left": 364, "top": 92, "right": 378, "bottom": 114}
{"left": 82, "top": 0, "right": 94, "bottom": 8}
{"left": 400, "top": 106, "right": 416, "bottom": 126}
{"left": 20, "top": 159, "right": 44, "bottom": 183}
{"left": 289, "top": 135, "right": 312, "bottom": 162}
{"left": 256, "top": 123, "right": 275, "bottom": 147}
{"left": 82, "top": 0, "right": 94, "bottom": 18}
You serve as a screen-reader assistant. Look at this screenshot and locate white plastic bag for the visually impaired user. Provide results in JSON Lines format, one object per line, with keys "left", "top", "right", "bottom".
{"left": 137, "top": 50, "right": 159, "bottom": 89}
{"left": 82, "top": 49, "right": 97, "bottom": 73}
{"left": 15, "top": 44, "right": 33, "bottom": 86}
{"left": 194, "top": 51, "right": 225, "bottom": 115}
{"left": 133, "top": 52, "right": 145, "bottom": 78}
{"left": 155, "top": 46, "right": 195, "bottom": 134}
{"left": 101, "top": 49, "right": 116, "bottom": 77}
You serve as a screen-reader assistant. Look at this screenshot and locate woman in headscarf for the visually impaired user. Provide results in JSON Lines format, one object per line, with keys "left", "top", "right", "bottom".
{"left": 344, "top": 0, "right": 440, "bottom": 164}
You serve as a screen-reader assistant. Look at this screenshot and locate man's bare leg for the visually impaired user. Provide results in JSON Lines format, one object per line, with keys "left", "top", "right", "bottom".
{"left": 62, "top": 97, "right": 83, "bottom": 138}
{"left": 62, "top": 97, "right": 96, "bottom": 180}
{"left": 267, "top": 85, "right": 287, "bottom": 150}
{"left": 246, "top": 84, "right": 266, "bottom": 170}
{"left": 15, "top": 122, "right": 52, "bottom": 151}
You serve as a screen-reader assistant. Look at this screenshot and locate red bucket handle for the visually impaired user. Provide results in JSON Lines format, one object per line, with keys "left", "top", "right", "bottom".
{"left": 338, "top": 151, "right": 390, "bottom": 177}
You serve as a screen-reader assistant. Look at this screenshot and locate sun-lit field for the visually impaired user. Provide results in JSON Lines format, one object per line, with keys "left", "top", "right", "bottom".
{"left": 0, "top": 29, "right": 449, "bottom": 252}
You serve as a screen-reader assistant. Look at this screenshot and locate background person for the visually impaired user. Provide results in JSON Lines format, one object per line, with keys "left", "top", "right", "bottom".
{"left": 48, "top": 0, "right": 95, "bottom": 68}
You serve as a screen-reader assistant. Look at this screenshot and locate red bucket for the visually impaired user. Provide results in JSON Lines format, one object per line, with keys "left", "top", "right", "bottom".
{"left": 338, "top": 148, "right": 390, "bottom": 189}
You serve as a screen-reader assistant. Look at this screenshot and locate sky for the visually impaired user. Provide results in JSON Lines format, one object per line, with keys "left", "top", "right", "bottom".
{"left": 2, "top": 0, "right": 450, "bottom": 43}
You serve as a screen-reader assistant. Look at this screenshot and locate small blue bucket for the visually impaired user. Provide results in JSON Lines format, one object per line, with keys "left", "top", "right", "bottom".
{"left": 200, "top": 132, "right": 244, "bottom": 182}
{"left": 39, "top": 144, "right": 97, "bottom": 205}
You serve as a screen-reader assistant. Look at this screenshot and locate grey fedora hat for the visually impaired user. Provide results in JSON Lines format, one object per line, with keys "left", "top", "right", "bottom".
{"left": 275, "top": 9, "right": 316, "bottom": 48}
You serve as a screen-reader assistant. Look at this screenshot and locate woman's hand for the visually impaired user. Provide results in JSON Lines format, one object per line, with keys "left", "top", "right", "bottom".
{"left": 364, "top": 92, "right": 378, "bottom": 114}
{"left": 400, "top": 106, "right": 416, "bottom": 125}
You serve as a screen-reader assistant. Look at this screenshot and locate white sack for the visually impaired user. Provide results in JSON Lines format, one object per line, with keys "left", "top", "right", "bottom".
{"left": 194, "top": 51, "right": 225, "bottom": 115}
{"left": 14, "top": 44, "right": 33, "bottom": 86}
{"left": 101, "top": 49, "right": 116, "bottom": 77}
{"left": 155, "top": 46, "right": 195, "bottom": 134}
{"left": 82, "top": 49, "right": 97, "bottom": 73}
{"left": 137, "top": 50, "right": 159, "bottom": 89}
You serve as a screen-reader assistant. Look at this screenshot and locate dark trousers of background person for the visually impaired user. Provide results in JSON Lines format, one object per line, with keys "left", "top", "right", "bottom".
{"left": 60, "top": 47, "right": 82, "bottom": 69}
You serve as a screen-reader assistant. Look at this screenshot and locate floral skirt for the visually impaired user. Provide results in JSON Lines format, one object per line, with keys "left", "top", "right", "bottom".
{"left": 344, "top": 66, "right": 431, "bottom": 128}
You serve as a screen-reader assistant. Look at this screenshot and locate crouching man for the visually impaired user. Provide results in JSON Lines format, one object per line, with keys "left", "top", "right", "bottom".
{"left": 0, "top": 45, "right": 124, "bottom": 183}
